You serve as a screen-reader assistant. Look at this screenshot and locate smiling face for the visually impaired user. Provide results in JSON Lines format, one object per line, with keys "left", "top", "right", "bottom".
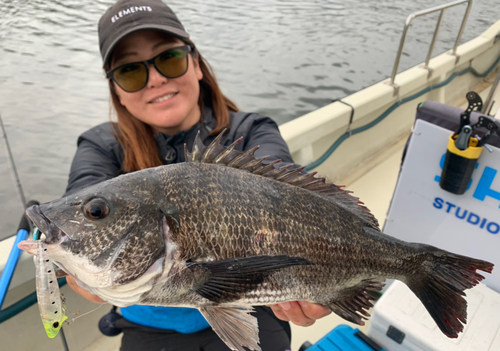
{"left": 110, "top": 30, "right": 203, "bottom": 135}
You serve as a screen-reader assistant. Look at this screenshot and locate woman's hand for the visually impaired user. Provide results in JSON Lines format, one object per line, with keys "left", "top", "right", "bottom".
{"left": 268, "top": 301, "right": 331, "bottom": 326}
{"left": 65, "top": 276, "right": 107, "bottom": 304}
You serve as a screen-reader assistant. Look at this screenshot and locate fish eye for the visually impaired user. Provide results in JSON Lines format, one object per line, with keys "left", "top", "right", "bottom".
{"left": 83, "top": 198, "right": 110, "bottom": 220}
{"left": 53, "top": 322, "right": 59, "bottom": 328}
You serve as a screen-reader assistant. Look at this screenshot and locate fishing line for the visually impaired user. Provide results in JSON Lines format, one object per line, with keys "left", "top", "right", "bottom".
{"left": 0, "top": 112, "right": 26, "bottom": 208}
{"left": 65, "top": 303, "right": 105, "bottom": 324}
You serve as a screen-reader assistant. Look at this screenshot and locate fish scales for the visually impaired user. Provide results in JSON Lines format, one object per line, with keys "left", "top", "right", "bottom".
{"left": 20, "top": 130, "right": 494, "bottom": 351}
{"left": 158, "top": 162, "right": 381, "bottom": 303}
{"left": 177, "top": 164, "right": 386, "bottom": 257}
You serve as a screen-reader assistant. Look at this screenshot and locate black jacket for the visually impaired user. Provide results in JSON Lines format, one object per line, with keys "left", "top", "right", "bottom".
{"left": 65, "top": 107, "right": 295, "bottom": 195}
{"left": 64, "top": 107, "right": 294, "bottom": 338}
{"left": 64, "top": 107, "right": 294, "bottom": 340}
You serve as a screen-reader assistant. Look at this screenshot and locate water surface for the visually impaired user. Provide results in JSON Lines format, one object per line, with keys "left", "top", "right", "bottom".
{"left": 1, "top": 0, "right": 499, "bottom": 239}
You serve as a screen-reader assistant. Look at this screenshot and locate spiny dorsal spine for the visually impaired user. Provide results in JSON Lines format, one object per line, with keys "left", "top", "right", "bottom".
{"left": 184, "top": 129, "right": 379, "bottom": 229}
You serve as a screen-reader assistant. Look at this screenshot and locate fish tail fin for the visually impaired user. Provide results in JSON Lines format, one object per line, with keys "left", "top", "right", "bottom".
{"left": 406, "top": 246, "right": 494, "bottom": 338}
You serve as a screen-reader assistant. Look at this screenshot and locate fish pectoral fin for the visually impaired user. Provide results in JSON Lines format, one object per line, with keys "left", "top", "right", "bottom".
{"left": 327, "top": 278, "right": 385, "bottom": 325}
{"left": 188, "top": 255, "right": 313, "bottom": 303}
{"left": 199, "top": 306, "right": 261, "bottom": 351}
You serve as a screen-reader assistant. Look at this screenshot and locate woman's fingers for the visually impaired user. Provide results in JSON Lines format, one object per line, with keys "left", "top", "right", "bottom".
{"left": 268, "top": 301, "right": 331, "bottom": 327}
{"left": 65, "top": 276, "right": 106, "bottom": 304}
{"left": 280, "top": 301, "right": 316, "bottom": 326}
{"left": 297, "top": 301, "right": 332, "bottom": 320}
{"left": 268, "top": 304, "right": 290, "bottom": 321}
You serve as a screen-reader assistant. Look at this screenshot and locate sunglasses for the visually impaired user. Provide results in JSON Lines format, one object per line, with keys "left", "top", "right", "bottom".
{"left": 106, "top": 45, "right": 192, "bottom": 93}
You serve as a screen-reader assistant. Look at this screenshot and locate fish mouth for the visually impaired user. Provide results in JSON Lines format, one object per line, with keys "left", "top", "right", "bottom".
{"left": 25, "top": 204, "right": 123, "bottom": 288}
{"left": 26, "top": 205, "right": 74, "bottom": 244}
{"left": 26, "top": 205, "right": 130, "bottom": 268}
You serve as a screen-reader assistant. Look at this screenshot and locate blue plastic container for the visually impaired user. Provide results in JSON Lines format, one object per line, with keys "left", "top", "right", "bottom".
{"left": 306, "top": 324, "right": 385, "bottom": 351}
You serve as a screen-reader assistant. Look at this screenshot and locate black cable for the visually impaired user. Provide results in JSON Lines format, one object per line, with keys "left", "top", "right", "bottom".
{"left": 332, "top": 99, "right": 355, "bottom": 135}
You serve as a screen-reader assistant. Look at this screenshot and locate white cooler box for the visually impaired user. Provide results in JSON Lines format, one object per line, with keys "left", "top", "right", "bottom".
{"left": 367, "top": 281, "right": 500, "bottom": 351}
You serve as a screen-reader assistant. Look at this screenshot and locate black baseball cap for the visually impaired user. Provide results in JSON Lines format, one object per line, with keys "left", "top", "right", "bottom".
{"left": 98, "top": 0, "right": 190, "bottom": 67}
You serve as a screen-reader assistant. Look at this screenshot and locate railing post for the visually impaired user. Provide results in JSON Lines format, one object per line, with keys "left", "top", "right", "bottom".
{"left": 387, "top": 0, "right": 473, "bottom": 94}
{"left": 423, "top": 9, "right": 446, "bottom": 77}
{"left": 451, "top": 0, "right": 473, "bottom": 60}
{"left": 390, "top": 15, "right": 414, "bottom": 89}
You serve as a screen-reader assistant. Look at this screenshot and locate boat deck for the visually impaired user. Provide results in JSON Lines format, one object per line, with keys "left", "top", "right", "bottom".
{"left": 77, "top": 126, "right": 407, "bottom": 351}
{"left": 0, "top": 79, "right": 497, "bottom": 351}
{"left": 80, "top": 83, "right": 499, "bottom": 351}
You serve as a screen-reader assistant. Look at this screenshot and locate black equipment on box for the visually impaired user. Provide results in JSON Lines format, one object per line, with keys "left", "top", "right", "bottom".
{"left": 439, "top": 92, "right": 500, "bottom": 195}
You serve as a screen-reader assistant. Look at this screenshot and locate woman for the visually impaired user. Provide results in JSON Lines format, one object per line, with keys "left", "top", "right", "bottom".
{"left": 65, "top": 0, "right": 331, "bottom": 350}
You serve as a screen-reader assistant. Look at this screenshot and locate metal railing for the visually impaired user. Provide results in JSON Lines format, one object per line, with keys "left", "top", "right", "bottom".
{"left": 388, "top": 0, "right": 473, "bottom": 94}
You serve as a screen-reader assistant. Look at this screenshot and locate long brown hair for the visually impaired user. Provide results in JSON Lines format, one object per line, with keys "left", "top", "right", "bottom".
{"left": 107, "top": 39, "right": 238, "bottom": 173}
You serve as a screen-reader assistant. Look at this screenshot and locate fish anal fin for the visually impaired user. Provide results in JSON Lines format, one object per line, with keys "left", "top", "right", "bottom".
{"left": 327, "top": 278, "right": 385, "bottom": 325}
{"left": 188, "top": 255, "right": 313, "bottom": 303}
{"left": 199, "top": 306, "right": 261, "bottom": 351}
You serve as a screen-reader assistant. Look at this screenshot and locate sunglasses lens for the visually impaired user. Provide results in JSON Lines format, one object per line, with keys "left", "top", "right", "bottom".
{"left": 155, "top": 47, "right": 188, "bottom": 78}
{"left": 113, "top": 63, "right": 148, "bottom": 92}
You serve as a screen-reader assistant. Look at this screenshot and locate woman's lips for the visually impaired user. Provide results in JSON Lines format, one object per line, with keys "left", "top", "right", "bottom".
{"left": 150, "top": 92, "right": 177, "bottom": 104}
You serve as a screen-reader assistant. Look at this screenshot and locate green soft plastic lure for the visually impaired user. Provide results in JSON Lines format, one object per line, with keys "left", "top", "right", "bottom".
{"left": 33, "top": 229, "right": 68, "bottom": 338}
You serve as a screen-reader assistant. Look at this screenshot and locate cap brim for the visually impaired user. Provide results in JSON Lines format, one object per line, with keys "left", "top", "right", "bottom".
{"left": 102, "top": 23, "right": 190, "bottom": 68}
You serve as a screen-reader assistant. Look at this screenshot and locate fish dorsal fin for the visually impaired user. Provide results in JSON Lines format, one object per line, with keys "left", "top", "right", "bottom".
{"left": 184, "top": 129, "right": 379, "bottom": 229}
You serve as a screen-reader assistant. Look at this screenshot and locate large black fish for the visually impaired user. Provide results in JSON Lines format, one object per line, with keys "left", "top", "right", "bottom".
{"left": 20, "top": 131, "right": 493, "bottom": 351}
